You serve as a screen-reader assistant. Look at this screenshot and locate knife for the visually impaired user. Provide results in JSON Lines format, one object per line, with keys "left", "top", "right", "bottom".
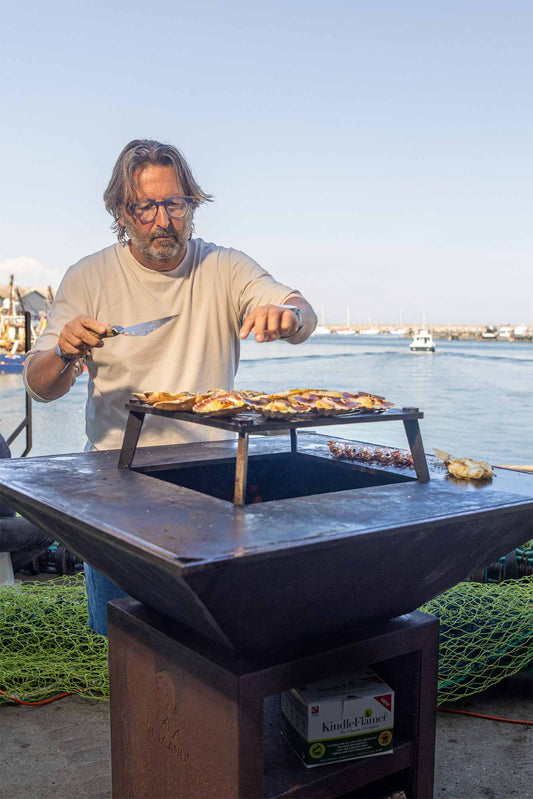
{"left": 59, "top": 314, "right": 180, "bottom": 374}
{"left": 100, "top": 314, "right": 179, "bottom": 338}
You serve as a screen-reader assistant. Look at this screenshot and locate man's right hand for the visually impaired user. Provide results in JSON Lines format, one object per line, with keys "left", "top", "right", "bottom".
{"left": 57, "top": 316, "right": 109, "bottom": 360}
{"left": 25, "top": 316, "right": 110, "bottom": 401}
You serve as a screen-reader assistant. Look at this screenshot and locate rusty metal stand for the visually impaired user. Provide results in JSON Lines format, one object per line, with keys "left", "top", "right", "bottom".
{"left": 108, "top": 600, "right": 439, "bottom": 799}
{"left": 233, "top": 432, "right": 249, "bottom": 505}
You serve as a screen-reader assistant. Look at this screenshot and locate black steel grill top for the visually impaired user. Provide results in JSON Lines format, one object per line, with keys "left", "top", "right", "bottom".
{"left": 1, "top": 433, "right": 533, "bottom": 654}
{"left": 124, "top": 401, "right": 422, "bottom": 433}
{"left": 0, "top": 433, "right": 530, "bottom": 570}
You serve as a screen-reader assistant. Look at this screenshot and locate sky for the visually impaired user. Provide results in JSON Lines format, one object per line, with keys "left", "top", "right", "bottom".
{"left": 1, "top": 0, "right": 532, "bottom": 326}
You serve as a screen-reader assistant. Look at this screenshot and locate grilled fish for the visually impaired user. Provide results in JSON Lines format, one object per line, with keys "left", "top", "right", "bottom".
{"left": 434, "top": 448, "right": 493, "bottom": 480}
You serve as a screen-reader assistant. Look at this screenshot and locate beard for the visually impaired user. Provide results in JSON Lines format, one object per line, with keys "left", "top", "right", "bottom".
{"left": 125, "top": 219, "right": 190, "bottom": 264}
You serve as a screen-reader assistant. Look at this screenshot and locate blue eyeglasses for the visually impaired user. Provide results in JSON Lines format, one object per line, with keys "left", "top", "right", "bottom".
{"left": 128, "top": 196, "right": 193, "bottom": 223}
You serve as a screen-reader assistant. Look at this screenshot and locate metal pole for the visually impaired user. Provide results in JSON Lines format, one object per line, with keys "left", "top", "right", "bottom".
{"left": 117, "top": 411, "right": 146, "bottom": 469}
{"left": 403, "top": 417, "right": 430, "bottom": 482}
{"left": 6, "top": 311, "right": 33, "bottom": 456}
{"left": 233, "top": 432, "right": 249, "bottom": 506}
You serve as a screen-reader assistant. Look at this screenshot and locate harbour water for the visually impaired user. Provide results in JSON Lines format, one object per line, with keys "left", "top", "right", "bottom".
{"left": 2, "top": 336, "right": 532, "bottom": 465}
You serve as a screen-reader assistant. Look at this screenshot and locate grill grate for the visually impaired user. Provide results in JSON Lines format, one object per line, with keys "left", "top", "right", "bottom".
{"left": 118, "top": 403, "right": 430, "bottom": 505}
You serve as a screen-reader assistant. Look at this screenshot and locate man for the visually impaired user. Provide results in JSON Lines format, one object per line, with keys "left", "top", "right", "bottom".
{"left": 24, "top": 139, "right": 317, "bottom": 633}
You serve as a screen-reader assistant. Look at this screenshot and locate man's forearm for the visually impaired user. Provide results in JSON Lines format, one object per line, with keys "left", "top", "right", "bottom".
{"left": 24, "top": 349, "right": 79, "bottom": 401}
{"left": 283, "top": 297, "right": 317, "bottom": 344}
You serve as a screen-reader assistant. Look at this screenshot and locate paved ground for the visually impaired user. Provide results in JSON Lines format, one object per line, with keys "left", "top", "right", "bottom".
{"left": 1, "top": 671, "right": 531, "bottom": 799}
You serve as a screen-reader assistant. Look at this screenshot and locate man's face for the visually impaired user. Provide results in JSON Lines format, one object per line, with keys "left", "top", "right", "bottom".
{"left": 120, "top": 164, "right": 193, "bottom": 271}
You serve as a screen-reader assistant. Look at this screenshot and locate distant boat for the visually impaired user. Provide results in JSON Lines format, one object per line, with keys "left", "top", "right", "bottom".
{"left": 0, "top": 352, "right": 25, "bottom": 373}
{"left": 481, "top": 326, "right": 498, "bottom": 340}
{"left": 409, "top": 330, "right": 435, "bottom": 352}
{"left": 335, "top": 327, "right": 357, "bottom": 336}
{"left": 498, "top": 327, "right": 513, "bottom": 340}
{"left": 312, "top": 306, "right": 332, "bottom": 336}
{"left": 312, "top": 325, "right": 332, "bottom": 336}
{"left": 334, "top": 308, "right": 356, "bottom": 335}
{"left": 389, "top": 327, "right": 408, "bottom": 337}
{"left": 359, "top": 327, "right": 381, "bottom": 336}
{"left": 514, "top": 324, "right": 529, "bottom": 340}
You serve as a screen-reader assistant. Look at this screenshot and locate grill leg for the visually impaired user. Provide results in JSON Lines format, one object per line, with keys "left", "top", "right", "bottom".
{"left": 118, "top": 411, "right": 145, "bottom": 469}
{"left": 233, "top": 432, "right": 249, "bottom": 506}
{"left": 108, "top": 601, "right": 439, "bottom": 799}
{"left": 290, "top": 428, "right": 298, "bottom": 453}
{"left": 403, "top": 419, "right": 430, "bottom": 482}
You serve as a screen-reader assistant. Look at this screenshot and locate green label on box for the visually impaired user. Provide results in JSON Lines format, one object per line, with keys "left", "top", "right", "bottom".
{"left": 281, "top": 714, "right": 393, "bottom": 767}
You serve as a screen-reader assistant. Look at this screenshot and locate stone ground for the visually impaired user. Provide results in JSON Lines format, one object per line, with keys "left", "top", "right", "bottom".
{"left": 1, "top": 671, "right": 531, "bottom": 799}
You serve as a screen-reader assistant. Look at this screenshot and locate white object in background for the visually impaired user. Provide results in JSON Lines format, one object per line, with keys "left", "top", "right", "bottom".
{"left": 0, "top": 551, "right": 15, "bottom": 585}
{"left": 409, "top": 330, "right": 435, "bottom": 352}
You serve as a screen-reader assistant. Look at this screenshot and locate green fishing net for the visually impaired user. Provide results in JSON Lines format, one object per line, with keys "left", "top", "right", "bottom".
{"left": 0, "top": 574, "right": 108, "bottom": 703}
{"left": 0, "top": 571, "right": 531, "bottom": 707}
{"left": 421, "top": 575, "right": 533, "bottom": 705}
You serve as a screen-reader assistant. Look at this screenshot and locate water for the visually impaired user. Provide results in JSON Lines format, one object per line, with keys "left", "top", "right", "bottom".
{"left": 2, "top": 336, "right": 532, "bottom": 464}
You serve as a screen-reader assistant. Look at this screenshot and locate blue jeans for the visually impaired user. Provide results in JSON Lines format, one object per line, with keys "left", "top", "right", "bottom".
{"left": 84, "top": 562, "right": 130, "bottom": 636}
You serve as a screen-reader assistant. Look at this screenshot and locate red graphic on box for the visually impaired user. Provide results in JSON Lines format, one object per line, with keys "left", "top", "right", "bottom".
{"left": 311, "top": 705, "right": 320, "bottom": 715}
{"left": 375, "top": 694, "right": 392, "bottom": 711}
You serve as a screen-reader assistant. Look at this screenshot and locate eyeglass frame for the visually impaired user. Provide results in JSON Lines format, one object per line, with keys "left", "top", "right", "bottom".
{"left": 127, "top": 196, "right": 194, "bottom": 224}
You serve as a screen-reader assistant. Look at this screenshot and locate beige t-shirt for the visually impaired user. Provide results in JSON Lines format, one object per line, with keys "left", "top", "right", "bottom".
{"left": 24, "top": 239, "right": 301, "bottom": 450}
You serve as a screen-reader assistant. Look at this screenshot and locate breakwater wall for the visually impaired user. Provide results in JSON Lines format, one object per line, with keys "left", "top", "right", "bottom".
{"left": 322, "top": 325, "right": 532, "bottom": 341}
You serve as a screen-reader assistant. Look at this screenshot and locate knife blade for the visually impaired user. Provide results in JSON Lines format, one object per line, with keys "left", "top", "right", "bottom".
{"left": 100, "top": 314, "right": 179, "bottom": 338}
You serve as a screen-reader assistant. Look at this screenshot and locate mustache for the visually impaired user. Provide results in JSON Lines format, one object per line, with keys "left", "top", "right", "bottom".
{"left": 151, "top": 225, "right": 178, "bottom": 240}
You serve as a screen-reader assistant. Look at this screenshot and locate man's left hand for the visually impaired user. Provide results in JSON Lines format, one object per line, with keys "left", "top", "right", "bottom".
{"left": 240, "top": 305, "right": 301, "bottom": 342}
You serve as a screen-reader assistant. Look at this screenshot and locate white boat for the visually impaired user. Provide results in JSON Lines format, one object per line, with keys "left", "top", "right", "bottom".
{"left": 334, "top": 307, "right": 357, "bottom": 335}
{"left": 388, "top": 327, "right": 408, "bottom": 337}
{"left": 481, "top": 326, "right": 498, "bottom": 340}
{"left": 409, "top": 330, "right": 435, "bottom": 352}
{"left": 359, "top": 326, "right": 381, "bottom": 336}
{"left": 498, "top": 327, "right": 512, "bottom": 340}
{"left": 514, "top": 324, "right": 529, "bottom": 340}
{"left": 311, "top": 306, "right": 333, "bottom": 336}
{"left": 335, "top": 327, "right": 357, "bottom": 336}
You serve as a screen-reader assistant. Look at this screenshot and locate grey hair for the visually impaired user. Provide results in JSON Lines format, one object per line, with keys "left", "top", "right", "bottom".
{"left": 103, "top": 139, "right": 213, "bottom": 244}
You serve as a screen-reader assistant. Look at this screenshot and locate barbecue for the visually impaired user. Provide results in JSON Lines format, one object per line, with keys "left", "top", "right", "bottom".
{"left": 0, "top": 403, "right": 531, "bottom": 656}
{"left": 1, "top": 405, "right": 532, "bottom": 798}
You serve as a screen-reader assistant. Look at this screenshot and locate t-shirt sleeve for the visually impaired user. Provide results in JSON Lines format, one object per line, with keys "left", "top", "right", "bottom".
{"left": 27, "top": 263, "right": 94, "bottom": 354}
{"left": 226, "top": 248, "right": 302, "bottom": 323}
{"left": 23, "top": 262, "right": 92, "bottom": 401}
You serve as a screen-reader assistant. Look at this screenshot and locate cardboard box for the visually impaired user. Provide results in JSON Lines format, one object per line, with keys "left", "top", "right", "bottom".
{"left": 280, "top": 667, "right": 394, "bottom": 767}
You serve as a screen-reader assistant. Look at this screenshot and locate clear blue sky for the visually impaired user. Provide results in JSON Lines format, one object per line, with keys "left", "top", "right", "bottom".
{"left": 1, "top": 0, "right": 532, "bottom": 325}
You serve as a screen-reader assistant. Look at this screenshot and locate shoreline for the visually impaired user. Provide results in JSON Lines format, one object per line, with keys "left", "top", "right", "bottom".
{"left": 316, "top": 325, "right": 533, "bottom": 341}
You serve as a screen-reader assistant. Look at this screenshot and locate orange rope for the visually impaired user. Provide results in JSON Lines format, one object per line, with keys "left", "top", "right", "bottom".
{"left": 0, "top": 689, "right": 73, "bottom": 706}
{"left": 495, "top": 465, "right": 533, "bottom": 471}
{"left": 438, "top": 707, "right": 533, "bottom": 725}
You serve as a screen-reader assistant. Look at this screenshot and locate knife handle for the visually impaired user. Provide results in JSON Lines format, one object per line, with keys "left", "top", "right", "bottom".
{"left": 99, "top": 326, "right": 121, "bottom": 338}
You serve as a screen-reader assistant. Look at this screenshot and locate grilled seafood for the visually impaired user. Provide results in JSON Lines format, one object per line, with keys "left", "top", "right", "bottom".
{"left": 192, "top": 391, "right": 247, "bottom": 417}
{"left": 286, "top": 390, "right": 360, "bottom": 416}
{"left": 248, "top": 389, "right": 394, "bottom": 417}
{"left": 245, "top": 396, "right": 312, "bottom": 419}
{"left": 132, "top": 390, "right": 212, "bottom": 410}
{"left": 433, "top": 448, "right": 493, "bottom": 480}
{"left": 132, "top": 390, "right": 179, "bottom": 405}
{"left": 328, "top": 440, "right": 414, "bottom": 467}
{"left": 152, "top": 396, "right": 198, "bottom": 411}
{"left": 131, "top": 388, "right": 394, "bottom": 417}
